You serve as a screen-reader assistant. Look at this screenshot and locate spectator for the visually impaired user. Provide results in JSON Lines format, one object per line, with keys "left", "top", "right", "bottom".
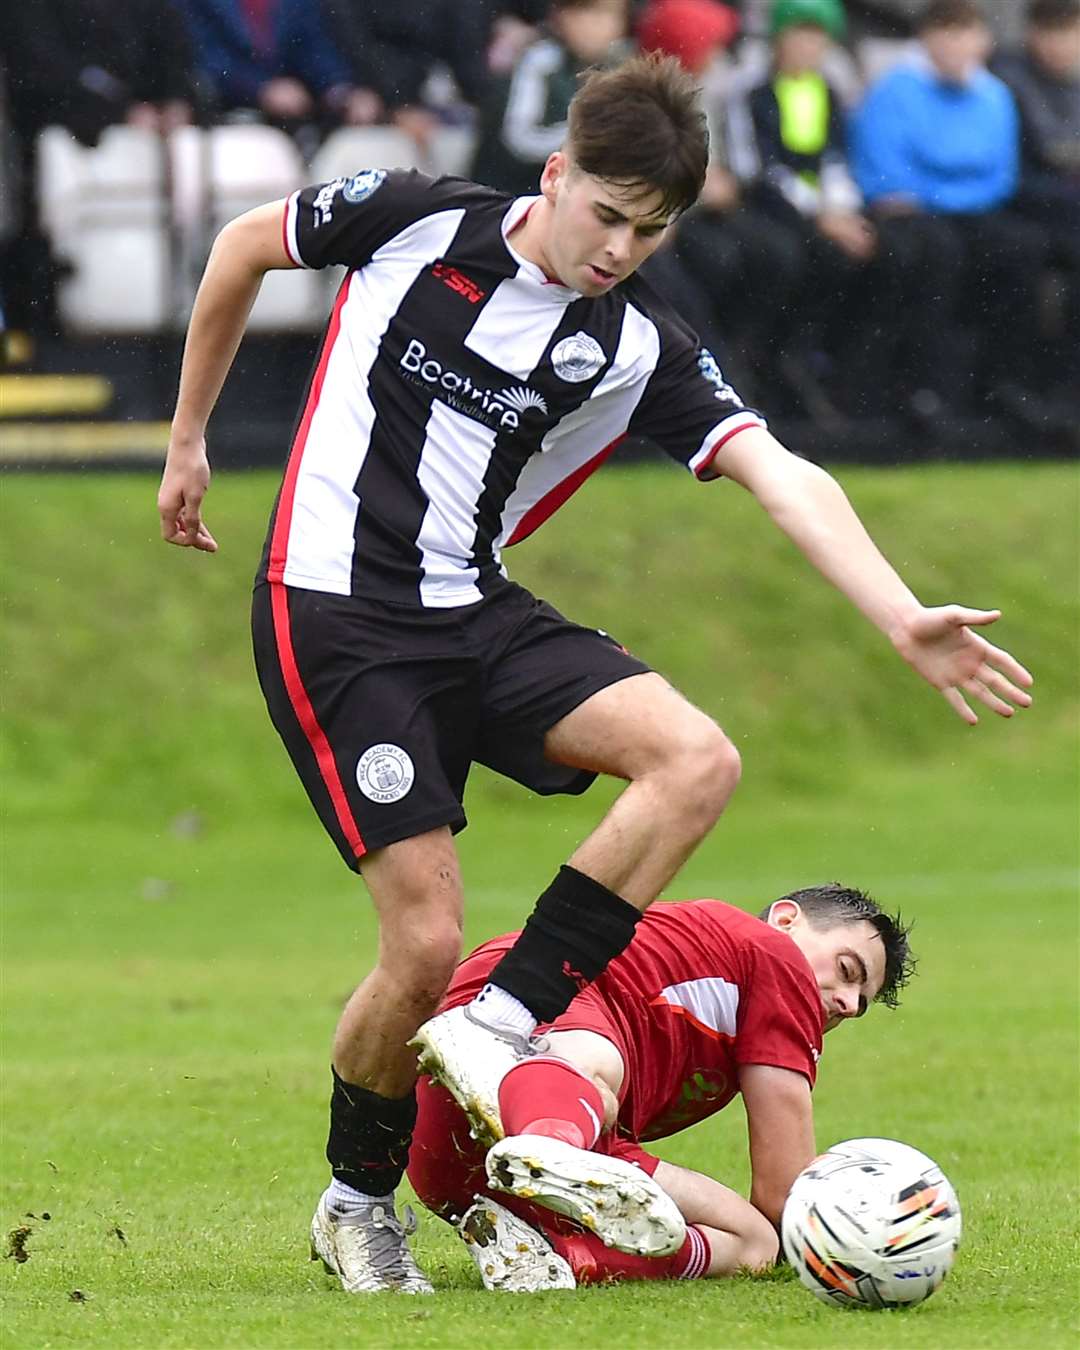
{"left": 630, "top": 0, "right": 763, "bottom": 397}
{"left": 321, "top": 1, "right": 494, "bottom": 152}
{"left": 471, "top": 0, "right": 631, "bottom": 197}
{"left": 852, "top": 0, "right": 1052, "bottom": 430}
{"left": 1, "top": 0, "right": 198, "bottom": 147}
{"left": 637, "top": 0, "right": 740, "bottom": 72}
{"left": 0, "top": 0, "right": 198, "bottom": 333}
{"left": 179, "top": 0, "right": 374, "bottom": 135}
{"left": 993, "top": 0, "right": 1080, "bottom": 402}
{"left": 676, "top": 0, "right": 874, "bottom": 417}
{"left": 486, "top": 2, "right": 555, "bottom": 75}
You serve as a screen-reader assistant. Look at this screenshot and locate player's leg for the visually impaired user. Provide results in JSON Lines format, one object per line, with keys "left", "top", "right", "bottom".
{"left": 497, "top": 1028, "right": 623, "bottom": 1146}
{"left": 478, "top": 1150, "right": 776, "bottom": 1285}
{"left": 478, "top": 672, "right": 738, "bottom": 1029}
{"left": 457, "top": 1196, "right": 718, "bottom": 1290}
{"left": 252, "top": 584, "right": 480, "bottom": 1292}
{"left": 414, "top": 597, "right": 738, "bottom": 1136}
{"left": 546, "top": 672, "right": 739, "bottom": 902}
{"left": 335, "top": 828, "right": 465, "bottom": 1099}
{"left": 313, "top": 829, "right": 465, "bottom": 1295}
{"left": 486, "top": 1024, "right": 686, "bottom": 1256}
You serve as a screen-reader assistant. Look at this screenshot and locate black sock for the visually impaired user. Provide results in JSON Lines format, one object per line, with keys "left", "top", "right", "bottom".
{"left": 487, "top": 865, "right": 642, "bottom": 1024}
{"left": 326, "top": 1069, "right": 416, "bottom": 1197}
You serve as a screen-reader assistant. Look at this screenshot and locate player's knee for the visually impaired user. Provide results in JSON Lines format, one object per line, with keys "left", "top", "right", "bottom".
{"left": 382, "top": 913, "right": 462, "bottom": 1007}
{"left": 669, "top": 723, "right": 741, "bottom": 831}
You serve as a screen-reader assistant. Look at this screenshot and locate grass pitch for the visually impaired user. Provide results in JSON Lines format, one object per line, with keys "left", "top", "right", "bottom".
{"left": 2, "top": 463, "right": 1078, "bottom": 1347}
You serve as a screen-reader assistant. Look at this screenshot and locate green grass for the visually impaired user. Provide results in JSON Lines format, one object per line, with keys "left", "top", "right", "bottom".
{"left": 2, "top": 463, "right": 1078, "bottom": 1347}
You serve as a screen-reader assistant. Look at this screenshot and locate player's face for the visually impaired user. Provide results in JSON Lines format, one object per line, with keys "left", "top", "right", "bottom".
{"left": 769, "top": 904, "right": 887, "bottom": 1033}
{"left": 539, "top": 154, "right": 673, "bottom": 296}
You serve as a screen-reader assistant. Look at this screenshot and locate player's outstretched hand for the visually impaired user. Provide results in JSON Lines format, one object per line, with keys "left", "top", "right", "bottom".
{"left": 892, "top": 606, "right": 1033, "bottom": 724}
{"left": 158, "top": 437, "right": 218, "bottom": 552}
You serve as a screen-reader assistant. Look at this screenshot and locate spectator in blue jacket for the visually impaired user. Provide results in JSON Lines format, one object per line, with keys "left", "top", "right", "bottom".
{"left": 852, "top": 0, "right": 1051, "bottom": 432}
{"left": 994, "top": 0, "right": 1080, "bottom": 407}
{"left": 179, "top": 0, "right": 379, "bottom": 133}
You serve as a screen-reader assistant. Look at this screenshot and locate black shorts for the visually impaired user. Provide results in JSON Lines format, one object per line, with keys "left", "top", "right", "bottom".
{"left": 251, "top": 581, "right": 651, "bottom": 869}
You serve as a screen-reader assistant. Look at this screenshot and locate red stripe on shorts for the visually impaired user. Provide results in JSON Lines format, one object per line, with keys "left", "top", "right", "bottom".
{"left": 266, "top": 273, "right": 350, "bottom": 582}
{"left": 505, "top": 434, "right": 625, "bottom": 548}
{"left": 269, "top": 581, "right": 367, "bottom": 862}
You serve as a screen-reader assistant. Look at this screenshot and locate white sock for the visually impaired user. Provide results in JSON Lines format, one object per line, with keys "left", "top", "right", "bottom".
{"left": 471, "top": 983, "right": 537, "bottom": 1036}
{"left": 327, "top": 1176, "right": 392, "bottom": 1218}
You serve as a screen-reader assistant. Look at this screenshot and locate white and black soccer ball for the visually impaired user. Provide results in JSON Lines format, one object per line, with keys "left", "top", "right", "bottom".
{"left": 781, "top": 1137, "right": 962, "bottom": 1310}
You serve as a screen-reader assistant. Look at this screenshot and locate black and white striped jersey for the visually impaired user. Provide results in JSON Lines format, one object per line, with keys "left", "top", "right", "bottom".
{"left": 260, "top": 169, "right": 766, "bottom": 608}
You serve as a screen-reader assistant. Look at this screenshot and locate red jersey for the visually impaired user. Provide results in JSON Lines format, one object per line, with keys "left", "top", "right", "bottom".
{"left": 443, "top": 900, "right": 825, "bottom": 1144}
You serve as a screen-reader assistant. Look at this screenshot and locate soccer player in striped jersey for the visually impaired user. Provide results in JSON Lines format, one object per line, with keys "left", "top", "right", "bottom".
{"left": 158, "top": 54, "right": 1031, "bottom": 1294}
{"left": 407, "top": 883, "right": 913, "bottom": 1292}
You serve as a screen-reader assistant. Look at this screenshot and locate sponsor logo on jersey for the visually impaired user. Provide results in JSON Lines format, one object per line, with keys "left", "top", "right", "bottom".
{"left": 313, "top": 177, "right": 346, "bottom": 227}
{"left": 432, "top": 262, "right": 486, "bottom": 304}
{"left": 356, "top": 743, "right": 414, "bottom": 803}
{"left": 399, "top": 338, "right": 548, "bottom": 430}
{"left": 698, "top": 348, "right": 739, "bottom": 402}
{"left": 551, "top": 331, "right": 606, "bottom": 383}
{"left": 342, "top": 168, "right": 386, "bottom": 204}
{"left": 312, "top": 170, "right": 387, "bottom": 227}
{"left": 651, "top": 1069, "right": 730, "bottom": 1131}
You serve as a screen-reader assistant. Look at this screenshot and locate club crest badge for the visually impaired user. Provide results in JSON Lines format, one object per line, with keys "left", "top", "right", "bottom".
{"left": 342, "top": 168, "right": 387, "bottom": 204}
{"left": 356, "top": 743, "right": 415, "bottom": 803}
{"left": 551, "top": 332, "right": 606, "bottom": 383}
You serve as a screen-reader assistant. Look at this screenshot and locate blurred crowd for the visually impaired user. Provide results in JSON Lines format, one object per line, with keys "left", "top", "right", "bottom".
{"left": 1, "top": 0, "right": 1077, "bottom": 433}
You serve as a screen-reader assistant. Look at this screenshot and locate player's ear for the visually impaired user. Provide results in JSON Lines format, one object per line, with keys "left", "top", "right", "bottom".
{"left": 767, "top": 899, "right": 801, "bottom": 931}
{"left": 541, "top": 152, "right": 568, "bottom": 204}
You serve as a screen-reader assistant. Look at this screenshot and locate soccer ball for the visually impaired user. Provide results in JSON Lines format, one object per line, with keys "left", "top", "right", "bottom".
{"left": 781, "top": 1137, "right": 961, "bottom": 1310}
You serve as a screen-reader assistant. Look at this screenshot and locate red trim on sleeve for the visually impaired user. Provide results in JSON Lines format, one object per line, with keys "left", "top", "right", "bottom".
{"left": 269, "top": 581, "right": 367, "bottom": 863}
{"left": 280, "top": 196, "right": 294, "bottom": 266}
{"left": 504, "top": 434, "right": 625, "bottom": 548}
{"left": 694, "top": 418, "right": 760, "bottom": 480}
{"left": 266, "top": 274, "right": 350, "bottom": 582}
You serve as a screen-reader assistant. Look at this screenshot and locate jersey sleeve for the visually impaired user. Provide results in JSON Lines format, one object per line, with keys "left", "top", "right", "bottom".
{"left": 627, "top": 317, "right": 768, "bottom": 480}
{"left": 282, "top": 168, "right": 453, "bottom": 271}
{"left": 734, "top": 946, "right": 823, "bottom": 1087}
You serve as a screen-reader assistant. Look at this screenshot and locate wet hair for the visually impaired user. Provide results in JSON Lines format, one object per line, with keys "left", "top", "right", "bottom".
{"left": 565, "top": 52, "right": 709, "bottom": 219}
{"left": 758, "top": 882, "right": 917, "bottom": 1010}
{"left": 1029, "top": 0, "right": 1080, "bottom": 26}
{"left": 918, "top": 0, "right": 987, "bottom": 31}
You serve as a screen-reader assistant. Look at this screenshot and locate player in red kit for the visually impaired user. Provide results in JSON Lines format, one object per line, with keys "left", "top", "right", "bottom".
{"left": 408, "top": 883, "right": 913, "bottom": 1291}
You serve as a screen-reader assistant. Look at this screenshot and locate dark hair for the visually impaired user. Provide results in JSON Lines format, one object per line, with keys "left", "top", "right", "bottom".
{"left": 565, "top": 53, "right": 709, "bottom": 219}
{"left": 918, "top": 0, "right": 987, "bottom": 30}
{"left": 758, "top": 882, "right": 917, "bottom": 1010}
{"left": 1029, "top": 0, "right": 1080, "bottom": 26}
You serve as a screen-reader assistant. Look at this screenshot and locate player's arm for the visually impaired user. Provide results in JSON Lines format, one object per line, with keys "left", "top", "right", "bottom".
{"left": 739, "top": 1062, "right": 817, "bottom": 1230}
{"left": 652, "top": 1158, "right": 778, "bottom": 1273}
{"left": 710, "top": 426, "right": 1034, "bottom": 724}
{"left": 158, "top": 200, "right": 294, "bottom": 551}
